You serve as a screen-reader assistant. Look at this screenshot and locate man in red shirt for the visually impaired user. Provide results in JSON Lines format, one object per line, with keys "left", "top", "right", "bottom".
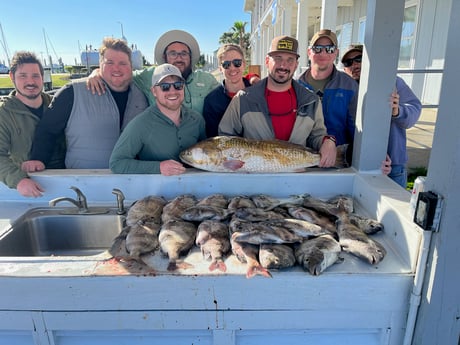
{"left": 219, "top": 35, "right": 337, "bottom": 168}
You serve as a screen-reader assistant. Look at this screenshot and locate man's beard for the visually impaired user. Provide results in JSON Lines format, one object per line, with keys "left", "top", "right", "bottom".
{"left": 16, "top": 85, "right": 41, "bottom": 100}
{"left": 268, "top": 68, "right": 292, "bottom": 85}
{"left": 180, "top": 66, "right": 193, "bottom": 80}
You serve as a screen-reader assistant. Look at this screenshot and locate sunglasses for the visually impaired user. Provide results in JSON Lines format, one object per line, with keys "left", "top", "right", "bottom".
{"left": 310, "top": 45, "right": 336, "bottom": 54}
{"left": 342, "top": 55, "right": 362, "bottom": 67}
{"left": 156, "top": 81, "right": 185, "bottom": 92}
{"left": 221, "top": 59, "right": 243, "bottom": 69}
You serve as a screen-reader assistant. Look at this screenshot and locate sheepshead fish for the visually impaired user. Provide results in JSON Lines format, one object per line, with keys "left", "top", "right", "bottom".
{"left": 126, "top": 195, "right": 168, "bottom": 226}
{"left": 195, "top": 220, "right": 231, "bottom": 272}
{"left": 179, "top": 136, "right": 320, "bottom": 173}
{"left": 197, "top": 193, "right": 229, "bottom": 208}
{"left": 348, "top": 213, "right": 384, "bottom": 235}
{"left": 234, "top": 207, "right": 285, "bottom": 222}
{"left": 159, "top": 220, "right": 197, "bottom": 271}
{"left": 181, "top": 205, "right": 233, "bottom": 222}
{"left": 259, "top": 244, "right": 296, "bottom": 269}
{"left": 335, "top": 215, "right": 386, "bottom": 265}
{"left": 227, "top": 195, "right": 256, "bottom": 209}
{"left": 229, "top": 218, "right": 304, "bottom": 244}
{"left": 251, "top": 194, "right": 304, "bottom": 210}
{"left": 263, "top": 218, "right": 328, "bottom": 239}
{"left": 230, "top": 233, "right": 272, "bottom": 278}
{"left": 327, "top": 194, "right": 354, "bottom": 213}
{"left": 125, "top": 222, "right": 161, "bottom": 260}
{"left": 161, "top": 194, "right": 198, "bottom": 223}
{"left": 287, "top": 205, "right": 337, "bottom": 234}
{"left": 295, "top": 235, "right": 343, "bottom": 275}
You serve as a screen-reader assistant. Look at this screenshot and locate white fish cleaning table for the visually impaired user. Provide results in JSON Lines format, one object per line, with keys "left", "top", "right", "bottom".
{"left": 0, "top": 169, "right": 422, "bottom": 345}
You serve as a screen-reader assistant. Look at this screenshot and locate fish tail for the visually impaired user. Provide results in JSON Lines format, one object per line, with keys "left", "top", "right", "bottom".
{"left": 209, "top": 259, "right": 227, "bottom": 272}
{"left": 335, "top": 144, "right": 350, "bottom": 168}
{"left": 246, "top": 263, "right": 272, "bottom": 279}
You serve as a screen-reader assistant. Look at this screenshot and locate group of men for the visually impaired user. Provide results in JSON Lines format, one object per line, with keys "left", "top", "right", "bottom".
{"left": 0, "top": 28, "right": 421, "bottom": 198}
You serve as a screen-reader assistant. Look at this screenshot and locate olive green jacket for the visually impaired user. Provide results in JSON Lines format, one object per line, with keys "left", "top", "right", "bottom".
{"left": 0, "top": 91, "right": 63, "bottom": 189}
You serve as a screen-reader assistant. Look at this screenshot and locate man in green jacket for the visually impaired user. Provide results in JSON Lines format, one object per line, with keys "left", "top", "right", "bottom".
{"left": 109, "top": 63, "right": 206, "bottom": 175}
{"left": 87, "top": 30, "right": 219, "bottom": 116}
{"left": 0, "top": 51, "right": 64, "bottom": 197}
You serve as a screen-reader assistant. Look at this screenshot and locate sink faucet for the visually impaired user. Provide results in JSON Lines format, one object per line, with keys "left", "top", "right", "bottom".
{"left": 49, "top": 186, "right": 89, "bottom": 213}
{"left": 112, "top": 188, "right": 126, "bottom": 215}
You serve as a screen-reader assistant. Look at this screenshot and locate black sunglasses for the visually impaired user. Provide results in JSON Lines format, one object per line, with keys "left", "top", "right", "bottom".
{"left": 156, "top": 81, "right": 185, "bottom": 92}
{"left": 221, "top": 59, "right": 243, "bottom": 69}
{"left": 310, "top": 45, "right": 336, "bottom": 54}
{"left": 343, "top": 55, "right": 362, "bottom": 67}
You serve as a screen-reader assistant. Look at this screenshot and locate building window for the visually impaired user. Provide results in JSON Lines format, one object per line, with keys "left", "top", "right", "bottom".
{"left": 399, "top": 5, "right": 417, "bottom": 68}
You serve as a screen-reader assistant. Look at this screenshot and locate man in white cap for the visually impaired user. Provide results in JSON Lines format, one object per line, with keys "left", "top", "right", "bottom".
{"left": 109, "top": 63, "right": 206, "bottom": 175}
{"left": 219, "top": 35, "right": 337, "bottom": 168}
{"left": 88, "top": 30, "right": 218, "bottom": 115}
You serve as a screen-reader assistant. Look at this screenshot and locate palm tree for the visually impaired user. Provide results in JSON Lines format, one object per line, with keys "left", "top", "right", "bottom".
{"left": 219, "top": 21, "right": 251, "bottom": 59}
{"left": 232, "top": 21, "right": 247, "bottom": 48}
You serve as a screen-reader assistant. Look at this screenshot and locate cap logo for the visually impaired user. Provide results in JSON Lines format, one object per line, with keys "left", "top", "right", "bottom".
{"left": 277, "top": 39, "right": 294, "bottom": 51}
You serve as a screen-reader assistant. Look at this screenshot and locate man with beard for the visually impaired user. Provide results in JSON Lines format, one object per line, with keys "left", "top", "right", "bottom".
{"left": 109, "top": 64, "right": 206, "bottom": 175}
{"left": 22, "top": 37, "right": 148, "bottom": 170}
{"left": 297, "top": 29, "right": 358, "bottom": 150}
{"left": 0, "top": 51, "right": 64, "bottom": 197}
{"left": 218, "top": 35, "right": 336, "bottom": 168}
{"left": 87, "top": 30, "right": 219, "bottom": 116}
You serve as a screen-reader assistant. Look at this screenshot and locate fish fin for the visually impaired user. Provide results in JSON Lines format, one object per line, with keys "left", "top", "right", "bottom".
{"left": 168, "top": 260, "right": 194, "bottom": 271}
{"left": 209, "top": 259, "right": 227, "bottom": 272}
{"left": 223, "top": 159, "right": 245, "bottom": 171}
{"left": 334, "top": 144, "right": 350, "bottom": 168}
{"left": 246, "top": 264, "right": 272, "bottom": 279}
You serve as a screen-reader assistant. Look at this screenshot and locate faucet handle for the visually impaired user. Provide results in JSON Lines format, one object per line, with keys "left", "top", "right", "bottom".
{"left": 69, "top": 186, "right": 88, "bottom": 211}
{"left": 112, "top": 188, "right": 126, "bottom": 215}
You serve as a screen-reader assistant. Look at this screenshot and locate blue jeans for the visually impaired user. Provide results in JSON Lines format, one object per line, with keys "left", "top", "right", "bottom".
{"left": 389, "top": 164, "right": 407, "bottom": 189}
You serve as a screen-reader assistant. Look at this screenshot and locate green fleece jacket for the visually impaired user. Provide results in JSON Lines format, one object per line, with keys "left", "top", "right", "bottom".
{"left": 0, "top": 91, "right": 52, "bottom": 188}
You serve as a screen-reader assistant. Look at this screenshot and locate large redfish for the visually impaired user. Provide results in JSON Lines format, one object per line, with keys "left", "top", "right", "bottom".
{"left": 179, "top": 136, "right": 321, "bottom": 173}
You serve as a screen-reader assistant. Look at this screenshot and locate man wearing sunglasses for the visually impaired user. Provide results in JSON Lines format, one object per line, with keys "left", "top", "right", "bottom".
{"left": 87, "top": 30, "right": 218, "bottom": 116}
{"left": 341, "top": 44, "right": 363, "bottom": 82}
{"left": 203, "top": 44, "right": 251, "bottom": 137}
{"left": 341, "top": 44, "right": 422, "bottom": 188}
{"left": 109, "top": 64, "right": 206, "bottom": 176}
{"left": 297, "top": 29, "right": 358, "bottom": 162}
{"left": 219, "top": 35, "right": 337, "bottom": 168}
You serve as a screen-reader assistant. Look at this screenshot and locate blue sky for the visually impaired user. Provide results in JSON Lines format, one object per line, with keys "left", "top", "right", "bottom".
{"left": 0, "top": 0, "right": 251, "bottom": 66}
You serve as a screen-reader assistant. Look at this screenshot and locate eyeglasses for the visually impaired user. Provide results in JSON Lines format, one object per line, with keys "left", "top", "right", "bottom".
{"left": 342, "top": 55, "right": 362, "bottom": 67}
{"left": 155, "top": 81, "right": 185, "bottom": 92}
{"left": 310, "top": 45, "right": 336, "bottom": 54}
{"left": 166, "top": 51, "right": 190, "bottom": 59}
{"left": 221, "top": 59, "right": 243, "bottom": 69}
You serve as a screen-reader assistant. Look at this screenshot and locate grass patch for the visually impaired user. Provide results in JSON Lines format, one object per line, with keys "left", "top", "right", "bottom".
{"left": 0, "top": 73, "right": 70, "bottom": 89}
{"left": 407, "top": 166, "right": 428, "bottom": 191}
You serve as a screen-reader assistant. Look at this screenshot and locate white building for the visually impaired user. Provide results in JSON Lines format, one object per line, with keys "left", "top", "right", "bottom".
{"left": 244, "top": 0, "right": 447, "bottom": 106}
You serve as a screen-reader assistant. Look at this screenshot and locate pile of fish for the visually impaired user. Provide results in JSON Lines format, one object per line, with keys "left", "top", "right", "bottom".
{"left": 109, "top": 193, "right": 386, "bottom": 278}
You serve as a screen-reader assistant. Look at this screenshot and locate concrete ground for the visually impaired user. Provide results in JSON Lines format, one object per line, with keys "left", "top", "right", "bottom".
{"left": 406, "top": 108, "right": 436, "bottom": 171}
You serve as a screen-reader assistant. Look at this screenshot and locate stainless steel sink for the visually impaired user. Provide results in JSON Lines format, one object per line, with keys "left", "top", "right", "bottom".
{"left": 0, "top": 207, "right": 125, "bottom": 257}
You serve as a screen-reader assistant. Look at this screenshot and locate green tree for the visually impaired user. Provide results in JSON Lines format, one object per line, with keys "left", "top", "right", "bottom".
{"left": 219, "top": 21, "right": 251, "bottom": 58}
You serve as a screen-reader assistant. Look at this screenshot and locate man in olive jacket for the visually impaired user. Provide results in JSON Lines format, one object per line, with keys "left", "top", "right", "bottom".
{"left": 0, "top": 51, "right": 64, "bottom": 198}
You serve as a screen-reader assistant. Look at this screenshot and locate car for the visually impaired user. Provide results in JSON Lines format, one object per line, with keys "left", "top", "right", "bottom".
{"left": 0, "top": 64, "right": 9, "bottom": 74}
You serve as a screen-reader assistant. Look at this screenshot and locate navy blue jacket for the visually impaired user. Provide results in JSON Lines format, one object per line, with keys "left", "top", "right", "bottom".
{"left": 203, "top": 78, "right": 251, "bottom": 137}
